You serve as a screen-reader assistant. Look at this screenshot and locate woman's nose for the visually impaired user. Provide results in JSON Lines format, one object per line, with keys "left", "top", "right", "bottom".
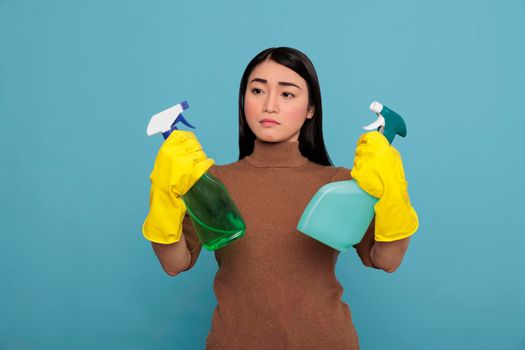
{"left": 263, "top": 92, "right": 279, "bottom": 113}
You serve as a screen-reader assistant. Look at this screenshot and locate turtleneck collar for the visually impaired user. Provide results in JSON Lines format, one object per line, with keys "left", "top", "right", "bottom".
{"left": 245, "top": 138, "right": 308, "bottom": 168}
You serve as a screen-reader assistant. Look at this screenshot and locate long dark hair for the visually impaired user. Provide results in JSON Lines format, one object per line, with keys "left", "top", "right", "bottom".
{"left": 238, "top": 47, "right": 333, "bottom": 166}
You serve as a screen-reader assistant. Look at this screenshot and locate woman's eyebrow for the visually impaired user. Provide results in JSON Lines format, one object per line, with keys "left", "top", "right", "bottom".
{"left": 249, "top": 78, "right": 302, "bottom": 90}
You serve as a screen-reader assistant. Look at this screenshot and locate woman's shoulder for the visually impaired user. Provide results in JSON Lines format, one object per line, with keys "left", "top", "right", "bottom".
{"left": 328, "top": 165, "right": 353, "bottom": 182}
{"left": 207, "top": 159, "right": 248, "bottom": 178}
{"left": 302, "top": 160, "right": 352, "bottom": 182}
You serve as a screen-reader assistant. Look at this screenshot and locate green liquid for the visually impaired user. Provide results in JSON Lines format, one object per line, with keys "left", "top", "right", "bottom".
{"left": 182, "top": 173, "right": 246, "bottom": 251}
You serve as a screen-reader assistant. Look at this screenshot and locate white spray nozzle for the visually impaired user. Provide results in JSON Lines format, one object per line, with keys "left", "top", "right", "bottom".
{"left": 369, "top": 101, "right": 384, "bottom": 114}
{"left": 147, "top": 101, "right": 189, "bottom": 136}
{"left": 362, "top": 101, "right": 385, "bottom": 131}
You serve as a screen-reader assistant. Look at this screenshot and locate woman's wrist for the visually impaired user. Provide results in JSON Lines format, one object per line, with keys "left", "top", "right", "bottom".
{"left": 151, "top": 234, "right": 191, "bottom": 276}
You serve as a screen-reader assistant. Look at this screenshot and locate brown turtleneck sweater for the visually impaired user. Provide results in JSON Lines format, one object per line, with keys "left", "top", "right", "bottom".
{"left": 181, "top": 139, "right": 376, "bottom": 350}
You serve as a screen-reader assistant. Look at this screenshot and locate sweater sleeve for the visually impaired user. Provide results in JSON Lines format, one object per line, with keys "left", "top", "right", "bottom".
{"left": 328, "top": 166, "right": 379, "bottom": 269}
{"left": 181, "top": 211, "right": 202, "bottom": 271}
{"left": 353, "top": 217, "right": 379, "bottom": 269}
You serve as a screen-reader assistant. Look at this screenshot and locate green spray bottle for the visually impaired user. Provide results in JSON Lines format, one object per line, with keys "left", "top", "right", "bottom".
{"left": 147, "top": 101, "right": 246, "bottom": 250}
{"left": 296, "top": 101, "right": 406, "bottom": 251}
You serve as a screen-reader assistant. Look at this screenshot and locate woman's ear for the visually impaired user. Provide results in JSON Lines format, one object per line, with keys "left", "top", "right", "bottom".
{"left": 307, "top": 107, "right": 315, "bottom": 119}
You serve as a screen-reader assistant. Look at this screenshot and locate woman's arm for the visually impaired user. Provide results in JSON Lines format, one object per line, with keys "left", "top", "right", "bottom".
{"left": 370, "top": 237, "right": 410, "bottom": 273}
{"left": 151, "top": 233, "right": 191, "bottom": 276}
{"left": 354, "top": 219, "right": 411, "bottom": 273}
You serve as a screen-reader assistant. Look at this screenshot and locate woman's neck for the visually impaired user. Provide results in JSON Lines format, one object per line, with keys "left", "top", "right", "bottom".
{"left": 244, "top": 139, "right": 308, "bottom": 168}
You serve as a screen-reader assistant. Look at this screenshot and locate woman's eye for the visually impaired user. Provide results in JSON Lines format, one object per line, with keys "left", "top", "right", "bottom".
{"left": 251, "top": 88, "right": 263, "bottom": 95}
{"left": 282, "top": 92, "right": 295, "bottom": 98}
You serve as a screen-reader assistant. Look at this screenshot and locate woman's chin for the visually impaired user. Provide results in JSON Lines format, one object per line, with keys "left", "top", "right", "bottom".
{"left": 256, "top": 136, "right": 280, "bottom": 143}
{"left": 254, "top": 126, "right": 300, "bottom": 143}
{"left": 255, "top": 130, "right": 279, "bottom": 142}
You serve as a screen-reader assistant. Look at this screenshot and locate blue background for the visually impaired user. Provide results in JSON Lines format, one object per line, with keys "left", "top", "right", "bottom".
{"left": 1, "top": 1, "right": 524, "bottom": 349}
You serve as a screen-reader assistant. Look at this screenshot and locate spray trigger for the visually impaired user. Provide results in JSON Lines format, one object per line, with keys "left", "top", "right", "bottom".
{"left": 172, "top": 113, "right": 196, "bottom": 130}
{"left": 363, "top": 115, "right": 385, "bottom": 131}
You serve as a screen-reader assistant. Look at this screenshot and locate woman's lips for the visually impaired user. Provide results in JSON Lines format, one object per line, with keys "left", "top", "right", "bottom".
{"left": 260, "top": 119, "right": 280, "bottom": 126}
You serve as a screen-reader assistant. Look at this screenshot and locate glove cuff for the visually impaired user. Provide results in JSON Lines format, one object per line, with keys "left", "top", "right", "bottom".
{"left": 142, "top": 192, "right": 186, "bottom": 244}
{"left": 374, "top": 205, "right": 419, "bottom": 242}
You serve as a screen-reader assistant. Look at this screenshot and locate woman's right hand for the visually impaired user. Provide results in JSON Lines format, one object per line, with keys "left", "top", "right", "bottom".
{"left": 142, "top": 130, "right": 214, "bottom": 244}
{"left": 151, "top": 130, "right": 215, "bottom": 197}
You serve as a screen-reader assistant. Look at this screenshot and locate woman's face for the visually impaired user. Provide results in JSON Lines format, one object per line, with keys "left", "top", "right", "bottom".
{"left": 244, "top": 59, "right": 314, "bottom": 143}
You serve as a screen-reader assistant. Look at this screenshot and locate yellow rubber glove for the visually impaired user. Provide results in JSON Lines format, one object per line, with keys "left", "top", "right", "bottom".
{"left": 142, "top": 130, "right": 214, "bottom": 244}
{"left": 350, "top": 131, "right": 419, "bottom": 242}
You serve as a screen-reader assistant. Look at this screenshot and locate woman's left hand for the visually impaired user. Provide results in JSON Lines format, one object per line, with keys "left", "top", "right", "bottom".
{"left": 351, "top": 131, "right": 419, "bottom": 242}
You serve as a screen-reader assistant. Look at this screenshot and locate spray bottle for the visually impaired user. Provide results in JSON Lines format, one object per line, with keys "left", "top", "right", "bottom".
{"left": 147, "top": 101, "right": 246, "bottom": 251}
{"left": 296, "top": 101, "right": 406, "bottom": 251}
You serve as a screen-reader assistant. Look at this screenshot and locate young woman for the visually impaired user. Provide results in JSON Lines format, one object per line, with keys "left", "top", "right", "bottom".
{"left": 143, "top": 47, "right": 416, "bottom": 349}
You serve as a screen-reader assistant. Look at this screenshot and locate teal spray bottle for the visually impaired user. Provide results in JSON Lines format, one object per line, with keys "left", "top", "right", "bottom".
{"left": 296, "top": 101, "right": 406, "bottom": 251}
{"left": 147, "top": 101, "right": 246, "bottom": 251}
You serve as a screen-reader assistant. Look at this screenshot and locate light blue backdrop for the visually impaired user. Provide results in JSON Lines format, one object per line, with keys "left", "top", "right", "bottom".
{"left": 1, "top": 1, "right": 524, "bottom": 349}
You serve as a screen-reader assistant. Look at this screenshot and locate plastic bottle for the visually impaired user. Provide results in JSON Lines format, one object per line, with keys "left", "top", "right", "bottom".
{"left": 297, "top": 101, "right": 407, "bottom": 251}
{"left": 147, "top": 101, "right": 246, "bottom": 250}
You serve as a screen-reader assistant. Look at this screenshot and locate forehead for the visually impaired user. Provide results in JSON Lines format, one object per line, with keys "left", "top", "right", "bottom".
{"left": 249, "top": 60, "right": 306, "bottom": 87}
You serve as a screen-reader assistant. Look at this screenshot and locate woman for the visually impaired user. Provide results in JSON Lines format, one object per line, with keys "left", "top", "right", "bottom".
{"left": 143, "top": 47, "right": 416, "bottom": 349}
